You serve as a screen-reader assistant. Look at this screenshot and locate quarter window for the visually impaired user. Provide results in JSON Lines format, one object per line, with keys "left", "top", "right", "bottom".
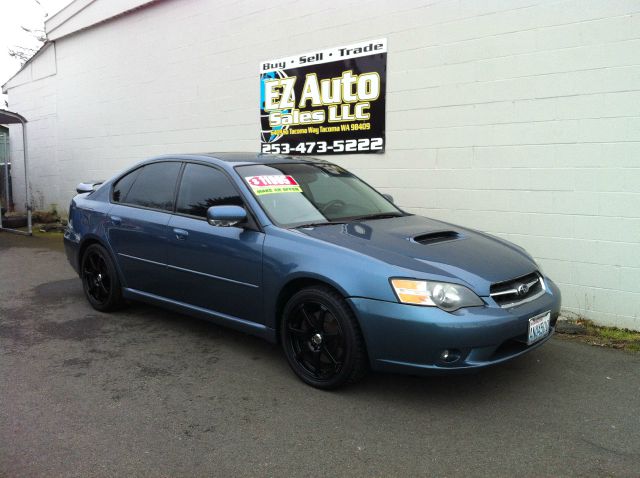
{"left": 121, "top": 162, "right": 181, "bottom": 211}
{"left": 176, "top": 163, "right": 243, "bottom": 218}
{"left": 112, "top": 167, "right": 142, "bottom": 203}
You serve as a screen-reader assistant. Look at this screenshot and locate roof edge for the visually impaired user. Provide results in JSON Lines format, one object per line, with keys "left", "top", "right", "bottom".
{"left": 1, "top": 42, "right": 53, "bottom": 94}
{"left": 45, "top": 0, "right": 161, "bottom": 41}
{"left": 46, "top": 0, "right": 91, "bottom": 26}
{"left": 45, "top": 0, "right": 95, "bottom": 31}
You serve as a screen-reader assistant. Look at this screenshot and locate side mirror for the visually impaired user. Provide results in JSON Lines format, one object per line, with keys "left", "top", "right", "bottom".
{"left": 207, "top": 205, "right": 247, "bottom": 227}
{"left": 76, "top": 181, "right": 103, "bottom": 194}
{"left": 382, "top": 193, "right": 395, "bottom": 204}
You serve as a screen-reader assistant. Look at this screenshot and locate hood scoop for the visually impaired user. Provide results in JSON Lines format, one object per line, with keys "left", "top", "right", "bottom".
{"left": 411, "top": 230, "right": 461, "bottom": 245}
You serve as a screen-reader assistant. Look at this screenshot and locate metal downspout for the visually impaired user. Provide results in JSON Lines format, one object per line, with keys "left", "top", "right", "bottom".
{"left": 21, "top": 119, "right": 32, "bottom": 235}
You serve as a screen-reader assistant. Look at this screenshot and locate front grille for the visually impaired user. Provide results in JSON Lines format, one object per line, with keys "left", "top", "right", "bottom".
{"left": 490, "top": 271, "right": 545, "bottom": 308}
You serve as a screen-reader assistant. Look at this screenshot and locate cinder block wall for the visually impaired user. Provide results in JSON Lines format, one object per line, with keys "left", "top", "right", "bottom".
{"left": 5, "top": 0, "right": 640, "bottom": 329}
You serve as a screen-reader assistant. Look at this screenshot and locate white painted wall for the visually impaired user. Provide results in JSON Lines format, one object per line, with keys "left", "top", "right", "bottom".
{"left": 4, "top": 0, "right": 640, "bottom": 329}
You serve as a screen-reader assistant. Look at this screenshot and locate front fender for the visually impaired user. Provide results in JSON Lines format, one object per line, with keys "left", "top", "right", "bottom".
{"left": 261, "top": 226, "right": 402, "bottom": 329}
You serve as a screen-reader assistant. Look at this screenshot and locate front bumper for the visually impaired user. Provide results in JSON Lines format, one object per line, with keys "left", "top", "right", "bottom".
{"left": 348, "top": 277, "right": 561, "bottom": 375}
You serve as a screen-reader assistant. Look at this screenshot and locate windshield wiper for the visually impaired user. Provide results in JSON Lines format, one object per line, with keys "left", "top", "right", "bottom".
{"left": 293, "top": 213, "right": 403, "bottom": 228}
{"left": 293, "top": 221, "right": 346, "bottom": 229}
{"left": 347, "top": 213, "right": 405, "bottom": 221}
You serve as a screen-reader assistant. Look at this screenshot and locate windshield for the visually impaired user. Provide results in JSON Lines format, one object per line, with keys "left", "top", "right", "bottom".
{"left": 236, "top": 163, "right": 403, "bottom": 228}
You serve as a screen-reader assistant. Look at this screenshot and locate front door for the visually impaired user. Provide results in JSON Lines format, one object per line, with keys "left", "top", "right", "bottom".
{"left": 165, "top": 163, "right": 265, "bottom": 323}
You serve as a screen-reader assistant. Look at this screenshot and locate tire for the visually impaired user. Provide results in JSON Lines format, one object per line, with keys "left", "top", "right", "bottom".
{"left": 80, "top": 243, "right": 124, "bottom": 312}
{"left": 280, "top": 285, "right": 368, "bottom": 389}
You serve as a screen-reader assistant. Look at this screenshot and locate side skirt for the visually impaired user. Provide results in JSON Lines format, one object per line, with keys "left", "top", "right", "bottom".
{"left": 122, "top": 288, "right": 277, "bottom": 343}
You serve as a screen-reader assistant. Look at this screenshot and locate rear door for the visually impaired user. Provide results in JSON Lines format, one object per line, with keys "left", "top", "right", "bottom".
{"left": 106, "top": 161, "right": 182, "bottom": 297}
{"left": 165, "top": 162, "right": 265, "bottom": 323}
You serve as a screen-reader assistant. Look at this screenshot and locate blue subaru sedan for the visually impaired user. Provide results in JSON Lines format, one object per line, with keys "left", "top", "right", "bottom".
{"left": 64, "top": 153, "right": 561, "bottom": 389}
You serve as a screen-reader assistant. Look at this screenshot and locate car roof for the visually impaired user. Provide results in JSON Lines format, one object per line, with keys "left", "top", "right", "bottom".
{"left": 148, "top": 152, "right": 331, "bottom": 167}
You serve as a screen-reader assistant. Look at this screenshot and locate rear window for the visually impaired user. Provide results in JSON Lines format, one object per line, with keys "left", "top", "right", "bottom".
{"left": 114, "top": 162, "right": 181, "bottom": 211}
{"left": 112, "top": 167, "right": 142, "bottom": 203}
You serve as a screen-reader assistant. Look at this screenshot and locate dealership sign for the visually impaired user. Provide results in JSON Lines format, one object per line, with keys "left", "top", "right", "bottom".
{"left": 260, "top": 39, "right": 387, "bottom": 155}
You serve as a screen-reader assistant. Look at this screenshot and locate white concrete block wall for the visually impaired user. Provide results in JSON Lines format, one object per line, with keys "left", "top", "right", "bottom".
{"left": 4, "top": 0, "right": 640, "bottom": 329}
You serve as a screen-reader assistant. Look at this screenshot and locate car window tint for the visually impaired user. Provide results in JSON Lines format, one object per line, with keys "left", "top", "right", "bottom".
{"left": 112, "top": 167, "right": 142, "bottom": 203}
{"left": 125, "top": 162, "right": 181, "bottom": 211}
{"left": 176, "top": 163, "right": 243, "bottom": 218}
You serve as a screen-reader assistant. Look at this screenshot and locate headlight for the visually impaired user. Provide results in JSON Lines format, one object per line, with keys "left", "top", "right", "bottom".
{"left": 390, "top": 279, "right": 483, "bottom": 312}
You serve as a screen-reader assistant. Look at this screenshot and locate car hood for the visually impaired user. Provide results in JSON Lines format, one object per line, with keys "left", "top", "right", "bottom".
{"left": 297, "top": 215, "right": 537, "bottom": 296}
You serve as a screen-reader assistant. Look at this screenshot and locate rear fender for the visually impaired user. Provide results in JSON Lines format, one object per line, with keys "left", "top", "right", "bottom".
{"left": 77, "top": 233, "right": 128, "bottom": 288}
{"left": 67, "top": 196, "right": 125, "bottom": 285}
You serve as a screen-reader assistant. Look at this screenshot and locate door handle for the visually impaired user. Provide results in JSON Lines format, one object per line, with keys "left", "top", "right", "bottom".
{"left": 110, "top": 215, "right": 122, "bottom": 226}
{"left": 173, "top": 228, "right": 188, "bottom": 240}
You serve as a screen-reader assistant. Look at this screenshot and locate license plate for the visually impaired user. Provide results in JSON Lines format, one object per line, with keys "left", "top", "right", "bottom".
{"left": 527, "top": 311, "right": 551, "bottom": 345}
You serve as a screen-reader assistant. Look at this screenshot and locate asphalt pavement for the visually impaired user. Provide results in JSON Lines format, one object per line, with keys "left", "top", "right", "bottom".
{"left": 1, "top": 232, "right": 639, "bottom": 477}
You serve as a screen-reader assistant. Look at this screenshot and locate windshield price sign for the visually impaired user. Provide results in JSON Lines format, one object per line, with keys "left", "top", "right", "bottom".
{"left": 260, "top": 39, "right": 387, "bottom": 155}
{"left": 245, "top": 175, "right": 303, "bottom": 195}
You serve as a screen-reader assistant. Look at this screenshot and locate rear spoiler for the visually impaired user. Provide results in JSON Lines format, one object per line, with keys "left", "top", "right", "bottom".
{"left": 76, "top": 180, "right": 104, "bottom": 194}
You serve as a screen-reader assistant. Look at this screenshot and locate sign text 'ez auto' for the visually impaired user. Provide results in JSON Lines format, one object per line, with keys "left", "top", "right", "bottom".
{"left": 260, "top": 39, "right": 387, "bottom": 155}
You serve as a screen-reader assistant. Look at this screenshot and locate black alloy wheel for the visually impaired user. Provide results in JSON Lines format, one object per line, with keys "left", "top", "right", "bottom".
{"left": 281, "top": 286, "right": 367, "bottom": 389}
{"left": 81, "top": 244, "right": 124, "bottom": 312}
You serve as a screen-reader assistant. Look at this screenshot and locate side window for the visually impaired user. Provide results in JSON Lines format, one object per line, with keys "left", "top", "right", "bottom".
{"left": 176, "top": 163, "right": 243, "bottom": 218}
{"left": 124, "top": 162, "right": 181, "bottom": 211}
{"left": 112, "top": 167, "right": 142, "bottom": 203}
